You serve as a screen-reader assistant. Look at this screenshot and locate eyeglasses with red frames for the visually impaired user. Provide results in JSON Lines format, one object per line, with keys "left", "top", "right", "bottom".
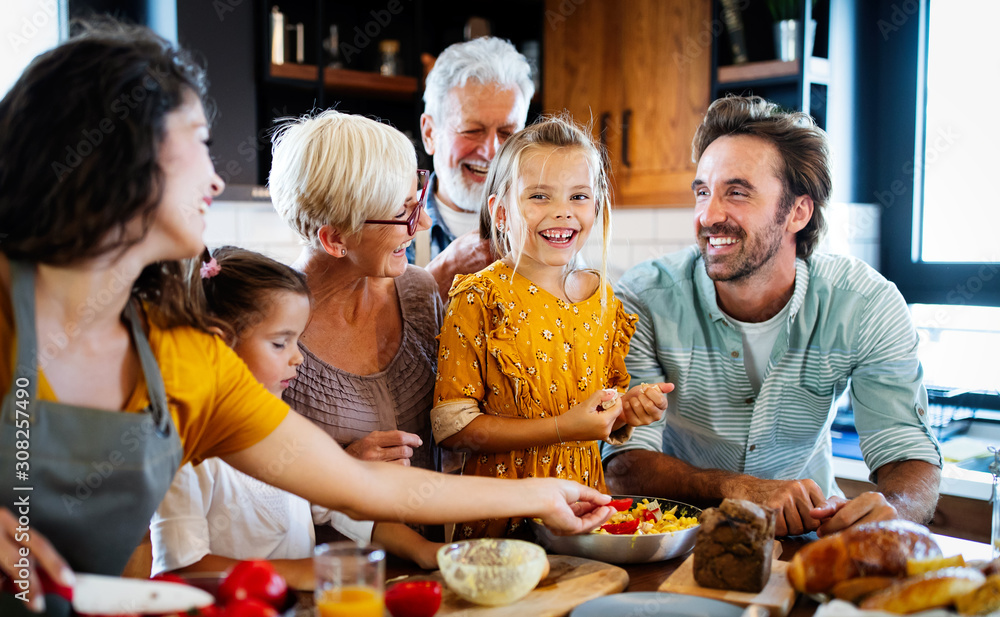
{"left": 364, "top": 169, "right": 430, "bottom": 236}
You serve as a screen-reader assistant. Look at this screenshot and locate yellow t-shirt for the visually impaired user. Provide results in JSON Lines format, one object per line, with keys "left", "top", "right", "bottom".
{"left": 0, "top": 275, "right": 288, "bottom": 467}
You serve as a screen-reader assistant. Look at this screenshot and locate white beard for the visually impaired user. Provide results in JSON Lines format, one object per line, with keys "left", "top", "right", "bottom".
{"left": 436, "top": 163, "right": 488, "bottom": 213}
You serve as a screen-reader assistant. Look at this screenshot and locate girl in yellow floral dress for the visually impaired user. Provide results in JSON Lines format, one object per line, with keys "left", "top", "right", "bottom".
{"left": 431, "top": 117, "right": 674, "bottom": 539}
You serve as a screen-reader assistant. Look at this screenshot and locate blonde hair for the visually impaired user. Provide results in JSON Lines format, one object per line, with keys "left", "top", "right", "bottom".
{"left": 268, "top": 110, "right": 416, "bottom": 246}
{"left": 479, "top": 115, "right": 612, "bottom": 306}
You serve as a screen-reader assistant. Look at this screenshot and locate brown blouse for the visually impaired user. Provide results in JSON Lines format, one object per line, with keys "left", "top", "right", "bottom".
{"left": 284, "top": 266, "right": 443, "bottom": 472}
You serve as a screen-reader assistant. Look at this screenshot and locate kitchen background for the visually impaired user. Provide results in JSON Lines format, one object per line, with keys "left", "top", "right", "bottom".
{"left": 3, "top": 0, "right": 998, "bottom": 541}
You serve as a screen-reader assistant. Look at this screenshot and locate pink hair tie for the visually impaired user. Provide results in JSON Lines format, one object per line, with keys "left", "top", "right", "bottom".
{"left": 200, "top": 257, "right": 221, "bottom": 279}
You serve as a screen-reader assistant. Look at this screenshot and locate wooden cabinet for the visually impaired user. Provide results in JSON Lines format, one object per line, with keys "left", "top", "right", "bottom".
{"left": 543, "top": 0, "right": 711, "bottom": 207}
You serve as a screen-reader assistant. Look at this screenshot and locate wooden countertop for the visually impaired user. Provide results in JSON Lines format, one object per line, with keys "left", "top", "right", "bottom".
{"left": 376, "top": 533, "right": 991, "bottom": 617}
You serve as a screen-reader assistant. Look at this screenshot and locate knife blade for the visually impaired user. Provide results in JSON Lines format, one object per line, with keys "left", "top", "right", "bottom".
{"left": 25, "top": 570, "right": 215, "bottom": 615}
{"left": 73, "top": 573, "right": 215, "bottom": 614}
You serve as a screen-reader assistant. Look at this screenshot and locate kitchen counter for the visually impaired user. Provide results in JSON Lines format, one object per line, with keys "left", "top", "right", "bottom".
{"left": 376, "top": 534, "right": 991, "bottom": 617}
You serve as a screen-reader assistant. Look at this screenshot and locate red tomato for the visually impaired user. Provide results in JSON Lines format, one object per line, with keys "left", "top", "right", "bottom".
{"left": 194, "top": 605, "right": 225, "bottom": 617}
{"left": 600, "top": 518, "right": 640, "bottom": 535}
{"left": 150, "top": 573, "right": 188, "bottom": 586}
{"left": 384, "top": 580, "right": 442, "bottom": 617}
{"left": 607, "top": 498, "right": 633, "bottom": 512}
{"left": 218, "top": 561, "right": 288, "bottom": 608}
{"left": 223, "top": 598, "right": 279, "bottom": 617}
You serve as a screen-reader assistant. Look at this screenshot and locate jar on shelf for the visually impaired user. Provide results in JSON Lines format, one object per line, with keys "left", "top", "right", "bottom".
{"left": 379, "top": 39, "right": 400, "bottom": 76}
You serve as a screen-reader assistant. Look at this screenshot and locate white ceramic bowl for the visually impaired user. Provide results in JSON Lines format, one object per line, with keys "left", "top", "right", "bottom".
{"left": 436, "top": 538, "right": 548, "bottom": 606}
{"left": 530, "top": 496, "right": 702, "bottom": 564}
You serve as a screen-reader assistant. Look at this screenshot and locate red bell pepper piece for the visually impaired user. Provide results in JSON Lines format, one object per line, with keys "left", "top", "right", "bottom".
{"left": 600, "top": 518, "right": 641, "bottom": 535}
{"left": 642, "top": 509, "right": 657, "bottom": 522}
{"left": 607, "top": 498, "right": 633, "bottom": 512}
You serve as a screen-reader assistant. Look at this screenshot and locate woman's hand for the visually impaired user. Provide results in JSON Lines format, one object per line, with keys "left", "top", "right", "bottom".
{"left": 619, "top": 382, "right": 674, "bottom": 427}
{"left": 345, "top": 430, "right": 423, "bottom": 465}
{"left": 0, "top": 507, "right": 74, "bottom": 613}
{"left": 557, "top": 390, "right": 621, "bottom": 442}
{"left": 529, "top": 479, "right": 614, "bottom": 536}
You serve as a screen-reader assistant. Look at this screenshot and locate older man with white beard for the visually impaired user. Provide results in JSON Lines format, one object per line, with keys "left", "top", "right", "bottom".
{"left": 410, "top": 37, "right": 533, "bottom": 298}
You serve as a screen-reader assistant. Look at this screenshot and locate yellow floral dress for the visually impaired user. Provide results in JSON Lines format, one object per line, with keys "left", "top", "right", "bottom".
{"left": 433, "top": 261, "right": 638, "bottom": 539}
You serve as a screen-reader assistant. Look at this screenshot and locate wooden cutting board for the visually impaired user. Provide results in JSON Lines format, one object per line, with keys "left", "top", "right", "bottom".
{"left": 658, "top": 554, "right": 797, "bottom": 617}
{"left": 395, "top": 554, "right": 628, "bottom": 616}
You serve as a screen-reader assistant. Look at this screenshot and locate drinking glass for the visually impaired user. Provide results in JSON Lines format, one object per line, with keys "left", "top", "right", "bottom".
{"left": 314, "top": 542, "right": 385, "bottom": 617}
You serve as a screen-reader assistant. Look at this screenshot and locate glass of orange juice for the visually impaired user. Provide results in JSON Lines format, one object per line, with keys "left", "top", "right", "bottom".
{"left": 314, "top": 542, "right": 386, "bottom": 617}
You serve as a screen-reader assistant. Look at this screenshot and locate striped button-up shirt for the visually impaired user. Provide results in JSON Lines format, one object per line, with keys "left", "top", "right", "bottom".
{"left": 604, "top": 247, "right": 942, "bottom": 498}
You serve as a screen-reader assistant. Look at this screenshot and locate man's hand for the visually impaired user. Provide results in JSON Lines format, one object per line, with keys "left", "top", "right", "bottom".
{"left": 726, "top": 477, "right": 828, "bottom": 536}
{"left": 0, "top": 507, "right": 74, "bottom": 612}
{"left": 619, "top": 382, "right": 674, "bottom": 427}
{"left": 810, "top": 492, "right": 899, "bottom": 537}
{"left": 344, "top": 430, "right": 423, "bottom": 465}
{"left": 425, "top": 230, "right": 495, "bottom": 300}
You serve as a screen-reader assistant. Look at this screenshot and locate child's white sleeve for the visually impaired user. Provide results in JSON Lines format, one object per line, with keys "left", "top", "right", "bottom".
{"left": 149, "top": 462, "right": 215, "bottom": 576}
{"left": 311, "top": 505, "right": 375, "bottom": 544}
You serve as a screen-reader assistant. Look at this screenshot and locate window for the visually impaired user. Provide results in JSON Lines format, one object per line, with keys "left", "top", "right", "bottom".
{"left": 917, "top": 1, "right": 1000, "bottom": 264}
{"left": 878, "top": 0, "right": 1000, "bottom": 306}
{"left": 1, "top": 1, "right": 65, "bottom": 97}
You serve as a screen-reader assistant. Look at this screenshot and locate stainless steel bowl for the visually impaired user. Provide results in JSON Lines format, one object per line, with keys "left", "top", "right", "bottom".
{"left": 529, "top": 496, "right": 701, "bottom": 564}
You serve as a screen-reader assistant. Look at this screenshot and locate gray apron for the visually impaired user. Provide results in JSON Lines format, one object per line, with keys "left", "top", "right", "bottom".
{"left": 0, "top": 261, "right": 183, "bottom": 616}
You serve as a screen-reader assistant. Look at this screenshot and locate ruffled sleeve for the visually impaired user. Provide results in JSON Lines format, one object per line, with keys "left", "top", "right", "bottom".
{"left": 606, "top": 291, "right": 638, "bottom": 392}
{"left": 603, "top": 291, "right": 639, "bottom": 446}
{"left": 432, "top": 272, "right": 492, "bottom": 443}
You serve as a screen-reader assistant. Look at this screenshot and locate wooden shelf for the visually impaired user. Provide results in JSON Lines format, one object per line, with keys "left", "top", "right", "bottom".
{"left": 718, "top": 59, "right": 798, "bottom": 84}
{"left": 717, "top": 57, "right": 830, "bottom": 86}
{"left": 269, "top": 63, "right": 418, "bottom": 99}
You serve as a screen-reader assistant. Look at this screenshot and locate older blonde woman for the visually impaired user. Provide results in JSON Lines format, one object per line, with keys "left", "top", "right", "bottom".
{"left": 271, "top": 111, "right": 442, "bottom": 482}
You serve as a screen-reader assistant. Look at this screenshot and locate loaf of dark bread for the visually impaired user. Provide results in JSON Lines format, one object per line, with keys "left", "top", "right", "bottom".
{"left": 693, "top": 498, "right": 777, "bottom": 593}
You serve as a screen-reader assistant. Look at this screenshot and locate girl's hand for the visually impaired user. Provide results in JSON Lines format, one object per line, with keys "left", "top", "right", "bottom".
{"left": 619, "top": 382, "right": 674, "bottom": 427}
{"left": 558, "top": 389, "right": 621, "bottom": 442}
{"left": 529, "top": 479, "right": 615, "bottom": 536}
{"left": 0, "top": 507, "right": 74, "bottom": 613}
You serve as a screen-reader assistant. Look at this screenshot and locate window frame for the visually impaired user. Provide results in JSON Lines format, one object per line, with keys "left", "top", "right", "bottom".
{"left": 877, "top": 0, "right": 1000, "bottom": 307}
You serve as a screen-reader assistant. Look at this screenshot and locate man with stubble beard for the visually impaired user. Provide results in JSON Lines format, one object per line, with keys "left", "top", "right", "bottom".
{"left": 603, "top": 96, "right": 942, "bottom": 538}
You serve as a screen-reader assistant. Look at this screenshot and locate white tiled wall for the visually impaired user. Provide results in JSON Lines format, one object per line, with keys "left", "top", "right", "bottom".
{"left": 205, "top": 199, "right": 881, "bottom": 281}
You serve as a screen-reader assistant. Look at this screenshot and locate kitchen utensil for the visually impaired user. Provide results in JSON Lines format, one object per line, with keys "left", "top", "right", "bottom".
{"left": 436, "top": 539, "right": 547, "bottom": 606}
{"left": 570, "top": 592, "right": 745, "bottom": 617}
{"left": 21, "top": 571, "right": 215, "bottom": 615}
{"left": 529, "top": 496, "right": 701, "bottom": 563}
{"left": 659, "top": 553, "right": 798, "bottom": 617}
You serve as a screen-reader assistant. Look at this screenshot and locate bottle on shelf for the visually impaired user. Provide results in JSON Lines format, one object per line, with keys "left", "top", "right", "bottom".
{"left": 379, "top": 39, "right": 400, "bottom": 76}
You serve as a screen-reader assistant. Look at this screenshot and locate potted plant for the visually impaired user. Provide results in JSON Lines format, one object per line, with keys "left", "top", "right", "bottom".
{"left": 768, "top": 0, "right": 817, "bottom": 62}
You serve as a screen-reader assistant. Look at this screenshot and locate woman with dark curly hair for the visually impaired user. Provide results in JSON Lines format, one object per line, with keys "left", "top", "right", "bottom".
{"left": 0, "top": 21, "right": 613, "bottom": 616}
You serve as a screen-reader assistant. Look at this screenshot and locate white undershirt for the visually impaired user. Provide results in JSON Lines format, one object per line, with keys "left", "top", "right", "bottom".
{"left": 435, "top": 196, "right": 479, "bottom": 237}
{"left": 723, "top": 299, "right": 792, "bottom": 394}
